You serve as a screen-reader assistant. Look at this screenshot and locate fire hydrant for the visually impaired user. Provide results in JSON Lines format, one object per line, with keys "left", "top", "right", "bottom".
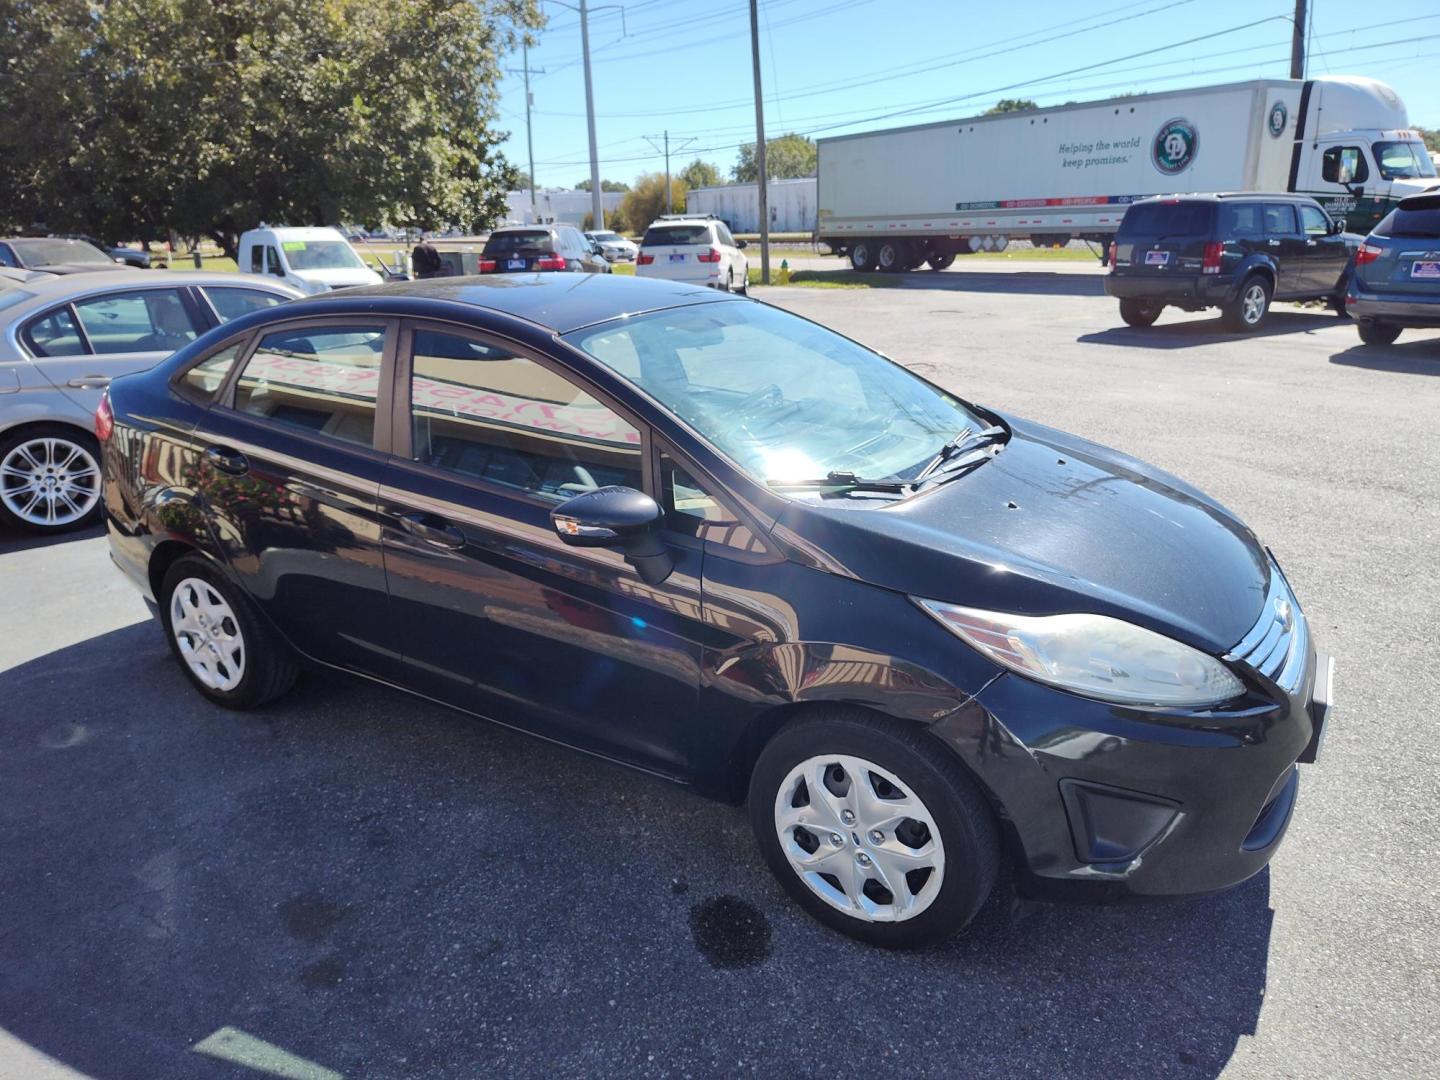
{"left": 777, "top": 258, "right": 790, "bottom": 285}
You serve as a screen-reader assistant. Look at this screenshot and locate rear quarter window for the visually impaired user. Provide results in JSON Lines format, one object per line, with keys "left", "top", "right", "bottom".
{"left": 642, "top": 225, "right": 710, "bottom": 246}
{"left": 1117, "top": 202, "right": 1212, "bottom": 237}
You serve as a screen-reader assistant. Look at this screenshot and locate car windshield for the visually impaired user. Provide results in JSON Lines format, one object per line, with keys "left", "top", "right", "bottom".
{"left": 11, "top": 239, "right": 113, "bottom": 266}
{"left": 589, "top": 232, "right": 622, "bottom": 243}
{"left": 1373, "top": 141, "right": 1437, "bottom": 181}
{"left": 281, "top": 240, "right": 366, "bottom": 271}
{"left": 484, "top": 230, "right": 555, "bottom": 256}
{"left": 642, "top": 225, "right": 710, "bottom": 246}
{"left": 564, "top": 302, "right": 985, "bottom": 488}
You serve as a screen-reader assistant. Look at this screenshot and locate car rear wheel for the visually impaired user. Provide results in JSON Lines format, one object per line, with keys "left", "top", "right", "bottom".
{"left": 0, "top": 425, "right": 103, "bottom": 534}
{"left": 1223, "top": 275, "right": 1271, "bottom": 332}
{"left": 850, "top": 241, "right": 879, "bottom": 272}
{"left": 877, "top": 240, "right": 910, "bottom": 273}
{"left": 749, "top": 709, "right": 999, "bottom": 949}
{"left": 160, "top": 555, "right": 299, "bottom": 710}
{"left": 1119, "top": 298, "right": 1163, "bottom": 327}
{"left": 1356, "top": 319, "right": 1402, "bottom": 346}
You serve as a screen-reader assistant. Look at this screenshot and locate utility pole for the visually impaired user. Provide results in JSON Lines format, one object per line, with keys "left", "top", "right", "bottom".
{"left": 546, "top": 0, "right": 624, "bottom": 230}
{"left": 506, "top": 43, "right": 544, "bottom": 222}
{"left": 643, "top": 130, "right": 696, "bottom": 215}
{"left": 748, "top": 0, "right": 769, "bottom": 284}
{"left": 1290, "top": 0, "right": 1307, "bottom": 79}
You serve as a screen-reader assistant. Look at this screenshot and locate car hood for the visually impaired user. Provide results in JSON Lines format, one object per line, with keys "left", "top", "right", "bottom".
{"left": 774, "top": 415, "right": 1270, "bottom": 654}
{"left": 33, "top": 262, "right": 135, "bottom": 275}
{"left": 292, "top": 267, "right": 384, "bottom": 289}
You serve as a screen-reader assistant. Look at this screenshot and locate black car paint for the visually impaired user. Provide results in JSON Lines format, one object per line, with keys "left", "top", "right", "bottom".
{"left": 1106, "top": 194, "right": 1357, "bottom": 310}
{"left": 102, "top": 275, "right": 1322, "bottom": 901}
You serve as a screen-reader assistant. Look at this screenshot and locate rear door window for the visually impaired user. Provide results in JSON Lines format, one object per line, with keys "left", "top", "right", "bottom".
{"left": 1218, "top": 203, "right": 1264, "bottom": 238}
{"left": 642, "top": 225, "right": 710, "bottom": 246}
{"left": 72, "top": 289, "right": 199, "bottom": 354}
{"left": 1264, "top": 204, "right": 1299, "bottom": 235}
{"left": 232, "top": 326, "right": 385, "bottom": 448}
{"left": 1117, "top": 202, "right": 1211, "bottom": 237}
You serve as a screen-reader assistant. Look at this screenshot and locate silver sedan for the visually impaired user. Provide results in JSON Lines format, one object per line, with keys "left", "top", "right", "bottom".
{"left": 0, "top": 270, "right": 301, "bottom": 534}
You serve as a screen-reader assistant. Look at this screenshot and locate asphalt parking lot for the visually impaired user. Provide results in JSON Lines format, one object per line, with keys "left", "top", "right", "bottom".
{"left": 2, "top": 263, "right": 1437, "bottom": 1079}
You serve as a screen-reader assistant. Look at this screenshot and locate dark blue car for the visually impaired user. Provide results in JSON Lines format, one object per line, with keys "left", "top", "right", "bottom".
{"left": 98, "top": 274, "right": 1332, "bottom": 947}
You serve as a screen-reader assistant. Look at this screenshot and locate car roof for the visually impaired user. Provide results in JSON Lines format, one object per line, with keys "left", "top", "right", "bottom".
{"left": 1127, "top": 193, "right": 1320, "bottom": 206}
{"left": 301, "top": 272, "right": 738, "bottom": 333}
{"left": 0, "top": 270, "right": 301, "bottom": 319}
{"left": 241, "top": 226, "right": 347, "bottom": 240}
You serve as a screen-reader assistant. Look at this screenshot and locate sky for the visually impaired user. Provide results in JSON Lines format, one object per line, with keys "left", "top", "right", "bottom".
{"left": 494, "top": 0, "right": 1440, "bottom": 191}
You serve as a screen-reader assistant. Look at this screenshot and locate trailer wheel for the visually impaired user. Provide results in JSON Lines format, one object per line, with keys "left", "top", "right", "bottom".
{"left": 850, "top": 241, "right": 879, "bottom": 272}
{"left": 877, "top": 240, "right": 910, "bottom": 272}
{"left": 927, "top": 253, "right": 956, "bottom": 271}
{"left": 1119, "top": 298, "right": 1163, "bottom": 327}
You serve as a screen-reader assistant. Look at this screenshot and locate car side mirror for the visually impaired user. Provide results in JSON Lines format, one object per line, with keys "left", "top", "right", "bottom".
{"left": 551, "top": 486, "right": 673, "bottom": 585}
{"left": 1330, "top": 217, "right": 1347, "bottom": 235}
{"left": 736, "top": 239, "right": 749, "bottom": 249}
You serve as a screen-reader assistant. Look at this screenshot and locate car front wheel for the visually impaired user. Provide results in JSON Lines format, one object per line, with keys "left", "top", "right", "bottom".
{"left": 749, "top": 710, "right": 999, "bottom": 949}
{"left": 160, "top": 555, "right": 299, "bottom": 709}
{"left": 0, "top": 425, "right": 103, "bottom": 534}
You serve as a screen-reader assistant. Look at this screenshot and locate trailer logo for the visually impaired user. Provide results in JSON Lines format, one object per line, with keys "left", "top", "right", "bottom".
{"left": 1268, "top": 101, "right": 1288, "bottom": 138}
{"left": 1152, "top": 118, "right": 1197, "bottom": 175}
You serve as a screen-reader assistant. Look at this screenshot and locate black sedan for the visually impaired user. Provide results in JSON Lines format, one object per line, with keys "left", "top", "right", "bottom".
{"left": 99, "top": 275, "right": 1332, "bottom": 948}
{"left": 1348, "top": 193, "right": 1440, "bottom": 345}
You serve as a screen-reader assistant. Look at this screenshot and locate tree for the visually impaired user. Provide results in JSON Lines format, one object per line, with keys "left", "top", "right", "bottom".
{"left": 584, "top": 206, "right": 627, "bottom": 232}
{"left": 985, "top": 99, "right": 1038, "bottom": 114}
{"left": 576, "top": 178, "right": 630, "bottom": 192}
{"left": 732, "top": 133, "right": 816, "bottom": 183}
{"left": 1417, "top": 127, "right": 1439, "bottom": 154}
{"left": 679, "top": 159, "right": 722, "bottom": 190}
{"left": 0, "top": 0, "right": 543, "bottom": 256}
{"left": 514, "top": 170, "right": 534, "bottom": 191}
{"left": 619, "top": 173, "right": 686, "bottom": 232}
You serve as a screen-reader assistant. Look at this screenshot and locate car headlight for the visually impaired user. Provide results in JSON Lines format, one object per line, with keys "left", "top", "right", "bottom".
{"left": 915, "top": 599, "right": 1244, "bottom": 707}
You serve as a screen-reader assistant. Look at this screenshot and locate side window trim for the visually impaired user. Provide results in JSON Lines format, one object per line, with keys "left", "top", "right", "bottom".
{"left": 393, "top": 317, "right": 654, "bottom": 509}
{"left": 21, "top": 302, "right": 93, "bottom": 357}
{"left": 211, "top": 316, "right": 399, "bottom": 455}
{"left": 171, "top": 328, "right": 260, "bottom": 405}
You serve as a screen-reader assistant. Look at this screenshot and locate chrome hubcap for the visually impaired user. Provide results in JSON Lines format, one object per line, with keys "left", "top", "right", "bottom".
{"left": 0, "top": 437, "right": 100, "bottom": 527}
{"left": 1242, "top": 284, "right": 1266, "bottom": 323}
{"left": 169, "top": 577, "right": 246, "bottom": 692}
{"left": 774, "top": 754, "right": 945, "bottom": 923}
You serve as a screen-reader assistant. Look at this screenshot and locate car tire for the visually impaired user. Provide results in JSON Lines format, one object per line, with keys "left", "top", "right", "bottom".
{"left": 1118, "top": 298, "right": 1163, "bottom": 327}
{"left": 749, "top": 708, "right": 1000, "bottom": 949}
{"left": 927, "top": 253, "right": 956, "bottom": 271}
{"left": 160, "top": 554, "right": 299, "bottom": 710}
{"left": 0, "top": 424, "right": 104, "bottom": 535}
{"left": 850, "top": 242, "right": 879, "bottom": 272}
{"left": 1329, "top": 268, "right": 1352, "bottom": 319}
{"left": 1222, "top": 274, "right": 1271, "bottom": 333}
{"left": 877, "top": 240, "right": 910, "bottom": 273}
{"left": 1356, "top": 319, "right": 1402, "bottom": 346}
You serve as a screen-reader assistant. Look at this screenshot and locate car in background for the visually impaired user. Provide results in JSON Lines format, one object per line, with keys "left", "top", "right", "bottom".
{"left": 0, "top": 270, "right": 301, "bottom": 534}
{"left": 635, "top": 215, "right": 748, "bottom": 293}
{"left": 479, "top": 224, "right": 610, "bottom": 274}
{"left": 585, "top": 229, "right": 638, "bottom": 263}
{"left": 237, "top": 226, "right": 384, "bottom": 295}
{"left": 60, "top": 235, "right": 152, "bottom": 269}
{"left": 0, "top": 237, "right": 136, "bottom": 276}
{"left": 1105, "top": 194, "right": 1357, "bottom": 332}
{"left": 99, "top": 274, "right": 1328, "bottom": 948}
{"left": 1347, "top": 193, "right": 1440, "bottom": 345}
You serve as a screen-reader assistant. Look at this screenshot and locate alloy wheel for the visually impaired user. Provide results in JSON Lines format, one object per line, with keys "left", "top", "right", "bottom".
{"left": 1242, "top": 283, "right": 1267, "bottom": 325}
{"left": 773, "top": 754, "right": 945, "bottom": 923}
{"left": 169, "top": 577, "right": 247, "bottom": 692}
{"left": 0, "top": 437, "right": 100, "bottom": 528}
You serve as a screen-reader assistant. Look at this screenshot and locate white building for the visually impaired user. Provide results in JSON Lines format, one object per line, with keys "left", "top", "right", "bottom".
{"left": 686, "top": 177, "right": 816, "bottom": 234}
{"left": 505, "top": 189, "right": 624, "bottom": 227}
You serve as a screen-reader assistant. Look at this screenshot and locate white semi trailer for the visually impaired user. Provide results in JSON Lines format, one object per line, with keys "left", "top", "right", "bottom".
{"left": 817, "top": 75, "right": 1438, "bottom": 271}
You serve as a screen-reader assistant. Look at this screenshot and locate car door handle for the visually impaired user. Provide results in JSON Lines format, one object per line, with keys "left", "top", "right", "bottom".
{"left": 204, "top": 445, "right": 249, "bottom": 475}
{"left": 66, "top": 375, "right": 112, "bottom": 389}
{"left": 398, "top": 511, "right": 466, "bottom": 550}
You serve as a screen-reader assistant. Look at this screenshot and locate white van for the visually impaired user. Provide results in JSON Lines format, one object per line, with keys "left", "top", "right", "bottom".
{"left": 236, "top": 226, "right": 383, "bottom": 294}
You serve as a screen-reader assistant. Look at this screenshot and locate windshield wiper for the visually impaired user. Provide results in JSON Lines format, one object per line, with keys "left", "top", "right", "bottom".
{"left": 770, "top": 471, "right": 910, "bottom": 494}
{"left": 913, "top": 424, "right": 1007, "bottom": 485}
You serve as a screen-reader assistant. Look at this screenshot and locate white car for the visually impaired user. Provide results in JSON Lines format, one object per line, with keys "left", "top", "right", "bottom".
{"left": 584, "top": 230, "right": 638, "bottom": 263}
{"left": 236, "top": 226, "right": 384, "bottom": 295}
{"left": 0, "top": 270, "right": 301, "bottom": 534}
{"left": 635, "top": 216, "right": 748, "bottom": 293}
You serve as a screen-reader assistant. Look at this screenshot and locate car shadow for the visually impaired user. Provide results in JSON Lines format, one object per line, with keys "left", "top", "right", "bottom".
{"left": 0, "top": 522, "right": 104, "bottom": 556}
{"left": 0, "top": 623, "right": 1272, "bottom": 1079}
{"left": 790, "top": 267, "right": 1108, "bottom": 297}
{"left": 1329, "top": 339, "right": 1440, "bottom": 374}
{"left": 1078, "top": 309, "right": 1342, "bottom": 349}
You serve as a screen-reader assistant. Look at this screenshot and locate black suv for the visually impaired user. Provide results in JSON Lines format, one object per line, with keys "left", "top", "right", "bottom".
{"left": 1105, "top": 194, "right": 1357, "bottom": 332}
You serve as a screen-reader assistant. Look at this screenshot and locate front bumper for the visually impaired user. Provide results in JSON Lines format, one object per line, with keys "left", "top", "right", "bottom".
{"left": 1105, "top": 272, "right": 1233, "bottom": 306}
{"left": 1347, "top": 291, "right": 1440, "bottom": 326}
{"left": 931, "top": 637, "right": 1329, "bottom": 902}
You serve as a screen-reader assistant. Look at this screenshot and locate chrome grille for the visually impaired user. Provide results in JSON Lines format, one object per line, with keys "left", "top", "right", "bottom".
{"left": 1225, "top": 567, "right": 1308, "bottom": 692}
